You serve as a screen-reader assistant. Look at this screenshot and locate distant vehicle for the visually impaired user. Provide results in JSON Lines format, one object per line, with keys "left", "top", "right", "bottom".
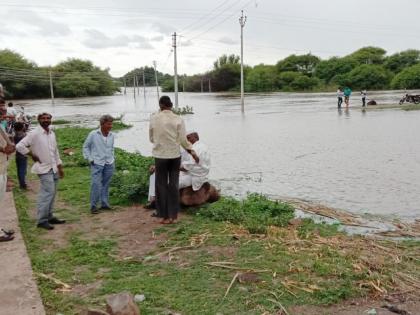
{"left": 399, "top": 94, "right": 420, "bottom": 105}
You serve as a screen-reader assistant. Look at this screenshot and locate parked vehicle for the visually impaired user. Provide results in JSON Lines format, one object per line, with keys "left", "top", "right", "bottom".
{"left": 399, "top": 94, "right": 420, "bottom": 105}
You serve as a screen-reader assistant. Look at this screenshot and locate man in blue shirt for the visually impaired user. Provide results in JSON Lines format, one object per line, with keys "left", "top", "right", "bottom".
{"left": 83, "top": 115, "right": 115, "bottom": 214}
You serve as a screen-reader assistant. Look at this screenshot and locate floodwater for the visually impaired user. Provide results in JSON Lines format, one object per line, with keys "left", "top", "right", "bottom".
{"left": 18, "top": 88, "right": 420, "bottom": 220}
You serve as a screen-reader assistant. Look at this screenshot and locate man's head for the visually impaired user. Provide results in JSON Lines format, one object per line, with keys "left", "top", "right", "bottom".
{"left": 37, "top": 112, "right": 52, "bottom": 130}
{"left": 186, "top": 131, "right": 199, "bottom": 144}
{"left": 14, "top": 122, "right": 25, "bottom": 132}
{"left": 7, "top": 102, "right": 13, "bottom": 107}
{"left": 99, "top": 114, "right": 114, "bottom": 134}
{"left": 159, "top": 96, "right": 173, "bottom": 110}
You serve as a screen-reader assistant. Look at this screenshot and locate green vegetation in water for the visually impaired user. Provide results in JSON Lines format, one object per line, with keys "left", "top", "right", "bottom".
{"left": 172, "top": 105, "right": 194, "bottom": 115}
{"left": 10, "top": 125, "right": 420, "bottom": 314}
{"left": 198, "top": 194, "right": 294, "bottom": 234}
{"left": 401, "top": 103, "right": 420, "bottom": 111}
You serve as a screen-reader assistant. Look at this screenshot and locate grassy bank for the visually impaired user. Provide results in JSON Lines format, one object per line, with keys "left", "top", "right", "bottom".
{"left": 11, "top": 125, "right": 420, "bottom": 314}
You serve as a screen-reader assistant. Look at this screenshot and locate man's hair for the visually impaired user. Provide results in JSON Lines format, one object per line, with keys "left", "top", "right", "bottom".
{"left": 7, "top": 102, "right": 13, "bottom": 107}
{"left": 37, "top": 112, "right": 52, "bottom": 120}
{"left": 14, "top": 121, "right": 25, "bottom": 131}
{"left": 159, "top": 95, "right": 173, "bottom": 108}
{"left": 187, "top": 132, "right": 199, "bottom": 140}
{"left": 100, "top": 114, "right": 114, "bottom": 125}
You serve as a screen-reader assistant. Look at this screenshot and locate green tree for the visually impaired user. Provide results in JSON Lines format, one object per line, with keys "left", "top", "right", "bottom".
{"left": 213, "top": 54, "right": 240, "bottom": 69}
{"left": 276, "top": 54, "right": 320, "bottom": 76}
{"left": 53, "top": 59, "right": 119, "bottom": 97}
{"left": 384, "top": 50, "right": 420, "bottom": 74}
{"left": 315, "top": 57, "right": 358, "bottom": 83}
{"left": 245, "top": 64, "right": 278, "bottom": 92}
{"left": 391, "top": 64, "right": 420, "bottom": 89}
{"left": 290, "top": 75, "right": 320, "bottom": 91}
{"left": 0, "top": 49, "right": 49, "bottom": 98}
{"left": 335, "top": 64, "right": 391, "bottom": 90}
{"left": 347, "top": 46, "right": 386, "bottom": 65}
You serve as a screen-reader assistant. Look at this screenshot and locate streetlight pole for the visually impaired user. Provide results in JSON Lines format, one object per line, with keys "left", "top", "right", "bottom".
{"left": 239, "top": 10, "right": 247, "bottom": 113}
{"left": 172, "top": 32, "right": 179, "bottom": 109}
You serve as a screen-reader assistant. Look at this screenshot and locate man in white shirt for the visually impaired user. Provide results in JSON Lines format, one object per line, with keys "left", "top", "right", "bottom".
{"left": 16, "top": 112, "right": 65, "bottom": 230}
{"left": 6, "top": 102, "right": 17, "bottom": 118}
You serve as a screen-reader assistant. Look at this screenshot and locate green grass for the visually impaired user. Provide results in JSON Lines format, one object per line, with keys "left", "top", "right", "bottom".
{"left": 10, "top": 125, "right": 420, "bottom": 314}
{"left": 401, "top": 103, "right": 420, "bottom": 111}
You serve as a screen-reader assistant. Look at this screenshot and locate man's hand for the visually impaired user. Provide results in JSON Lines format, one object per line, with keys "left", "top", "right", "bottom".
{"left": 58, "top": 165, "right": 64, "bottom": 179}
{"left": 3, "top": 143, "right": 15, "bottom": 155}
{"left": 149, "top": 165, "right": 156, "bottom": 174}
{"left": 180, "top": 166, "right": 187, "bottom": 172}
{"left": 190, "top": 150, "right": 199, "bottom": 164}
{"left": 31, "top": 153, "right": 41, "bottom": 163}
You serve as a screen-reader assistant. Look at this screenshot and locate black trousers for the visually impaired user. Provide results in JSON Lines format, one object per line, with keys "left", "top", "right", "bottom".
{"left": 155, "top": 157, "right": 181, "bottom": 219}
{"left": 362, "top": 97, "right": 366, "bottom": 107}
{"left": 337, "top": 97, "right": 343, "bottom": 108}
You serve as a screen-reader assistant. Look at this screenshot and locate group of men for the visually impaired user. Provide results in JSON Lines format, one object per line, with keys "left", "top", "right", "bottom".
{"left": 0, "top": 92, "right": 210, "bottom": 233}
{"left": 336, "top": 87, "right": 367, "bottom": 108}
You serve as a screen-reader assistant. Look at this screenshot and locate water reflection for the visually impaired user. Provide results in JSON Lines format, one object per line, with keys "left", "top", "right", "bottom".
{"left": 19, "top": 89, "right": 420, "bottom": 219}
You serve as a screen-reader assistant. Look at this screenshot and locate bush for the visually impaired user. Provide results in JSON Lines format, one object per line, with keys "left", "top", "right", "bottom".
{"left": 198, "top": 193, "right": 295, "bottom": 234}
{"left": 391, "top": 64, "right": 420, "bottom": 89}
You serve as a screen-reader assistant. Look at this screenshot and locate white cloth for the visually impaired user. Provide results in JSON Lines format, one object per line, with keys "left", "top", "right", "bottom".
{"left": 337, "top": 90, "right": 344, "bottom": 97}
{"left": 0, "top": 174, "right": 6, "bottom": 202}
{"left": 0, "top": 128, "right": 9, "bottom": 176}
{"left": 7, "top": 107, "right": 17, "bottom": 117}
{"left": 16, "top": 125, "right": 62, "bottom": 174}
{"left": 182, "top": 141, "right": 210, "bottom": 191}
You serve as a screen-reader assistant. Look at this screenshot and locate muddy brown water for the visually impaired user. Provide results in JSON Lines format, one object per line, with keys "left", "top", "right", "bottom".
{"left": 17, "top": 88, "right": 420, "bottom": 221}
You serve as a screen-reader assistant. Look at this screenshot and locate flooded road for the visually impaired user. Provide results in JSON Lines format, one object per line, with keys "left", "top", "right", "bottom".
{"left": 18, "top": 89, "right": 420, "bottom": 220}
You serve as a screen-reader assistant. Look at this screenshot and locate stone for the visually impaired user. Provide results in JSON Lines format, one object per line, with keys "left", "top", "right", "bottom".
{"left": 63, "top": 148, "right": 75, "bottom": 156}
{"left": 288, "top": 218, "right": 303, "bottom": 226}
{"left": 238, "top": 272, "right": 261, "bottom": 283}
{"left": 180, "top": 182, "right": 220, "bottom": 207}
{"left": 86, "top": 309, "right": 110, "bottom": 315}
{"left": 106, "top": 292, "right": 140, "bottom": 315}
{"left": 134, "top": 294, "right": 145, "bottom": 303}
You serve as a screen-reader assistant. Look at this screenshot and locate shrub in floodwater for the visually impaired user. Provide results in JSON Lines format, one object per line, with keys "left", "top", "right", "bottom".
{"left": 198, "top": 193, "right": 295, "bottom": 234}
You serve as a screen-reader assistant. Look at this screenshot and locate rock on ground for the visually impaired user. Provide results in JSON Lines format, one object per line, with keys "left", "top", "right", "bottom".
{"left": 106, "top": 292, "right": 140, "bottom": 315}
{"left": 180, "top": 182, "right": 220, "bottom": 207}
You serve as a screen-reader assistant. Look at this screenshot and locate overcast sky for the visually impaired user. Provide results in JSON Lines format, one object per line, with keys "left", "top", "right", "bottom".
{"left": 0, "top": 0, "right": 419, "bottom": 77}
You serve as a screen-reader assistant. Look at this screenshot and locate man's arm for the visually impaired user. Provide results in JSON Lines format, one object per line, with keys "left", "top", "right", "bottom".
{"left": 15, "top": 131, "right": 40, "bottom": 161}
{"left": 82, "top": 132, "right": 93, "bottom": 163}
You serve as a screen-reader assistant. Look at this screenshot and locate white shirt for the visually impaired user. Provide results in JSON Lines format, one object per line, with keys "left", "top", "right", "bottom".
{"left": 182, "top": 141, "right": 210, "bottom": 191}
{"left": 0, "top": 128, "right": 8, "bottom": 176}
{"left": 16, "top": 125, "right": 62, "bottom": 175}
{"left": 7, "top": 107, "right": 17, "bottom": 117}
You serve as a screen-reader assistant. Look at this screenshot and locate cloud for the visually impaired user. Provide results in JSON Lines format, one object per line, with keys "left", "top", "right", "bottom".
{"left": 82, "top": 29, "right": 154, "bottom": 49}
{"left": 180, "top": 39, "right": 193, "bottom": 47}
{"left": 151, "top": 35, "right": 164, "bottom": 42}
{"left": 11, "top": 10, "right": 71, "bottom": 36}
{"left": 218, "top": 37, "right": 237, "bottom": 45}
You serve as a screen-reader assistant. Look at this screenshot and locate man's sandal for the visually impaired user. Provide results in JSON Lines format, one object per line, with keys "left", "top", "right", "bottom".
{"left": 1, "top": 229, "right": 15, "bottom": 236}
{"left": 0, "top": 234, "right": 14, "bottom": 242}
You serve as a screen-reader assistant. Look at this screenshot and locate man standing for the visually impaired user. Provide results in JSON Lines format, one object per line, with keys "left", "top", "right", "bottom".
{"left": 83, "top": 115, "right": 115, "bottom": 214}
{"left": 336, "top": 88, "right": 343, "bottom": 109}
{"left": 149, "top": 96, "right": 198, "bottom": 224}
{"left": 16, "top": 113, "right": 65, "bottom": 230}
{"left": 344, "top": 86, "right": 352, "bottom": 108}
{"left": 361, "top": 90, "right": 367, "bottom": 107}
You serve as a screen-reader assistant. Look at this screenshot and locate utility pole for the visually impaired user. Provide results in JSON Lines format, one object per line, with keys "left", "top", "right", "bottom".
{"left": 136, "top": 75, "right": 140, "bottom": 95}
{"left": 49, "top": 70, "right": 54, "bottom": 105}
{"left": 208, "top": 78, "right": 212, "bottom": 93}
{"left": 153, "top": 61, "right": 160, "bottom": 101}
{"left": 172, "top": 32, "right": 179, "bottom": 108}
{"left": 239, "top": 10, "right": 247, "bottom": 113}
{"left": 142, "top": 70, "right": 146, "bottom": 95}
{"left": 123, "top": 78, "right": 126, "bottom": 95}
{"left": 133, "top": 76, "right": 136, "bottom": 100}
{"left": 182, "top": 80, "right": 185, "bottom": 93}
{"left": 201, "top": 78, "right": 203, "bottom": 93}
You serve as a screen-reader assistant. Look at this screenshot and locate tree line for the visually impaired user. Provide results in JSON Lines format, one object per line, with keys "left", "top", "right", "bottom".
{"left": 161, "top": 47, "right": 420, "bottom": 93}
{"left": 2, "top": 46, "right": 420, "bottom": 99}
{"left": 0, "top": 49, "right": 119, "bottom": 98}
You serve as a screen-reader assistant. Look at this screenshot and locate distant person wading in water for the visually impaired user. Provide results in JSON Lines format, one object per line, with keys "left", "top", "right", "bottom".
{"left": 343, "top": 87, "right": 352, "bottom": 108}
{"left": 337, "top": 88, "right": 343, "bottom": 108}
